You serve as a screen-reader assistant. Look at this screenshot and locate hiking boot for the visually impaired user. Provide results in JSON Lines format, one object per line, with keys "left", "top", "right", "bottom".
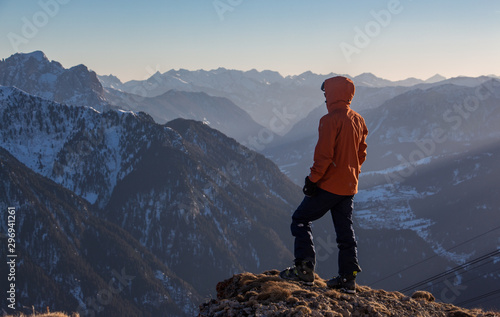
{"left": 279, "top": 260, "right": 314, "bottom": 285}
{"left": 327, "top": 272, "right": 357, "bottom": 294}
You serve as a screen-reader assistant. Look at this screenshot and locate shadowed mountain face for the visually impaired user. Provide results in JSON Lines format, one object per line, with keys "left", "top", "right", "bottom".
{"left": 0, "top": 147, "right": 201, "bottom": 316}
{"left": 103, "top": 118, "right": 302, "bottom": 296}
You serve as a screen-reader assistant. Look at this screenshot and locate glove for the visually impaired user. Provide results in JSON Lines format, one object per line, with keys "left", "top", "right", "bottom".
{"left": 302, "top": 176, "right": 318, "bottom": 197}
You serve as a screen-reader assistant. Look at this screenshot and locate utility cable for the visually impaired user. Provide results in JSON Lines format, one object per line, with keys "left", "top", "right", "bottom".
{"left": 399, "top": 249, "right": 500, "bottom": 294}
{"left": 461, "top": 293, "right": 500, "bottom": 310}
{"left": 369, "top": 225, "right": 500, "bottom": 287}
{"left": 455, "top": 288, "right": 500, "bottom": 307}
{"left": 414, "top": 255, "right": 500, "bottom": 292}
{"left": 454, "top": 262, "right": 500, "bottom": 287}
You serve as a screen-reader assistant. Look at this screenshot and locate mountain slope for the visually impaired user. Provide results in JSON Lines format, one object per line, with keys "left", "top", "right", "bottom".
{"left": 104, "top": 118, "right": 301, "bottom": 296}
{"left": 0, "top": 147, "right": 201, "bottom": 316}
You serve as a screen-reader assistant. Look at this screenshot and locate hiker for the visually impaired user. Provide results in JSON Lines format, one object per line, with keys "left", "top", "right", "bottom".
{"left": 280, "top": 76, "right": 368, "bottom": 294}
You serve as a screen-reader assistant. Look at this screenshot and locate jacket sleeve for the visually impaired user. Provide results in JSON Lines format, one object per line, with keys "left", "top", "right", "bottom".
{"left": 358, "top": 121, "right": 368, "bottom": 167}
{"left": 309, "top": 116, "right": 337, "bottom": 183}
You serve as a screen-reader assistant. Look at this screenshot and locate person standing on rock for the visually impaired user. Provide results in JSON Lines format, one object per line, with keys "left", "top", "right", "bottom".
{"left": 280, "top": 76, "right": 368, "bottom": 294}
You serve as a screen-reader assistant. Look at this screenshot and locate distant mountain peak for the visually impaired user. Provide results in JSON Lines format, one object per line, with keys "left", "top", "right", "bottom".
{"left": 3, "top": 50, "right": 61, "bottom": 70}
{"left": 14, "top": 50, "right": 49, "bottom": 62}
{"left": 357, "top": 72, "right": 378, "bottom": 78}
{"left": 353, "top": 72, "right": 393, "bottom": 87}
{"left": 0, "top": 50, "right": 107, "bottom": 110}
{"left": 298, "top": 70, "right": 314, "bottom": 76}
{"left": 98, "top": 74, "right": 123, "bottom": 86}
{"left": 425, "top": 74, "right": 446, "bottom": 83}
{"left": 71, "top": 63, "right": 90, "bottom": 71}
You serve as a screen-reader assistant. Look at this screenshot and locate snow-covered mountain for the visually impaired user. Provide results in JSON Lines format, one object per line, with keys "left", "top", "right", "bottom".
{"left": 0, "top": 85, "right": 160, "bottom": 206}
{"left": 0, "top": 85, "right": 301, "bottom": 313}
{"left": 0, "top": 51, "right": 263, "bottom": 144}
{"left": 0, "top": 51, "right": 107, "bottom": 111}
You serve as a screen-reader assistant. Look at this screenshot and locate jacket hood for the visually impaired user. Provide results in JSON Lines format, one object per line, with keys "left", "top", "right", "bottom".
{"left": 323, "top": 76, "right": 355, "bottom": 113}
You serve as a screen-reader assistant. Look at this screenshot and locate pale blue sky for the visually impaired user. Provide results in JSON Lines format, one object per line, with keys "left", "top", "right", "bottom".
{"left": 1, "top": 0, "right": 499, "bottom": 82}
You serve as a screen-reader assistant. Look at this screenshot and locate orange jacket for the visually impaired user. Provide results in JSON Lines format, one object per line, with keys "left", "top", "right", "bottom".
{"left": 308, "top": 76, "right": 368, "bottom": 195}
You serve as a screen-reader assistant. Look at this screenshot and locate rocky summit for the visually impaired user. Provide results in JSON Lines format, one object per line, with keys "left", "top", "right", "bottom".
{"left": 199, "top": 271, "right": 500, "bottom": 317}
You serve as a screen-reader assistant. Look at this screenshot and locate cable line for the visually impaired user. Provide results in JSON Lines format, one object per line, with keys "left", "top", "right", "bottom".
{"left": 455, "top": 288, "right": 500, "bottom": 307}
{"left": 368, "top": 225, "right": 500, "bottom": 287}
{"left": 414, "top": 255, "right": 500, "bottom": 292}
{"left": 461, "top": 293, "right": 500, "bottom": 309}
{"left": 399, "top": 249, "right": 500, "bottom": 294}
{"left": 455, "top": 263, "right": 500, "bottom": 287}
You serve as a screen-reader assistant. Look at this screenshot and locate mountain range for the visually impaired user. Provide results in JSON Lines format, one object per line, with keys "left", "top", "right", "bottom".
{"left": 0, "top": 51, "right": 263, "bottom": 144}
{"left": 97, "top": 67, "right": 450, "bottom": 137}
{"left": 1, "top": 51, "right": 499, "bottom": 314}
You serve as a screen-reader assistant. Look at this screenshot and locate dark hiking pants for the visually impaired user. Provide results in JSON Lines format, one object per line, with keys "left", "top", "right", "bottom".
{"left": 291, "top": 188, "right": 361, "bottom": 276}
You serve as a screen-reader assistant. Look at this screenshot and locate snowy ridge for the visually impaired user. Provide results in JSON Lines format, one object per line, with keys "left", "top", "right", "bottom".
{"left": 0, "top": 86, "right": 170, "bottom": 206}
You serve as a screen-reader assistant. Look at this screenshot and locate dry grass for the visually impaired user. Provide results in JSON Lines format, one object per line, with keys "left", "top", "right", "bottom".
{"left": 200, "top": 270, "right": 500, "bottom": 317}
{"left": 411, "top": 290, "right": 436, "bottom": 302}
{"left": 6, "top": 312, "right": 80, "bottom": 317}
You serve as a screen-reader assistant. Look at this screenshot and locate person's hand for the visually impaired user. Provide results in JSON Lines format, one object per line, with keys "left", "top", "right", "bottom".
{"left": 302, "top": 176, "right": 317, "bottom": 197}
